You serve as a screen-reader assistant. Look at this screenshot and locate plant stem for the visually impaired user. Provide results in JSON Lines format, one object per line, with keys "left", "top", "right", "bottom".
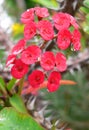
{"left": 40, "top": 34, "right": 57, "bottom": 49}
{"left": 18, "top": 77, "right": 24, "bottom": 95}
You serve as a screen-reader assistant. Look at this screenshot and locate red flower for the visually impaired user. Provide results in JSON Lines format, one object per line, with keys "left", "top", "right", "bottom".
{"left": 37, "top": 20, "right": 54, "bottom": 40}
{"left": 21, "top": 8, "right": 34, "bottom": 24}
{"left": 73, "top": 41, "right": 81, "bottom": 51}
{"left": 55, "top": 52, "right": 67, "bottom": 72}
{"left": 35, "top": 7, "right": 49, "bottom": 18}
{"left": 53, "top": 12, "right": 70, "bottom": 30}
{"left": 47, "top": 71, "right": 61, "bottom": 92}
{"left": 57, "top": 29, "right": 71, "bottom": 50}
{"left": 66, "top": 14, "right": 79, "bottom": 29}
{"left": 72, "top": 29, "right": 81, "bottom": 42}
{"left": 40, "top": 51, "right": 55, "bottom": 71}
{"left": 11, "top": 39, "right": 26, "bottom": 55}
{"left": 6, "top": 54, "right": 16, "bottom": 67}
{"left": 28, "top": 70, "right": 45, "bottom": 88}
{"left": 11, "top": 59, "right": 28, "bottom": 79}
{"left": 21, "top": 45, "right": 41, "bottom": 65}
{"left": 72, "top": 29, "right": 81, "bottom": 50}
{"left": 24, "top": 21, "right": 36, "bottom": 40}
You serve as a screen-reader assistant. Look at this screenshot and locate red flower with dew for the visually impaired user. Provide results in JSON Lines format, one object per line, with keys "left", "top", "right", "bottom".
{"left": 28, "top": 70, "right": 45, "bottom": 88}
{"left": 24, "top": 21, "right": 36, "bottom": 40}
{"left": 11, "top": 39, "right": 26, "bottom": 55}
{"left": 55, "top": 52, "right": 67, "bottom": 72}
{"left": 37, "top": 20, "right": 54, "bottom": 41}
{"left": 57, "top": 29, "right": 71, "bottom": 50}
{"left": 72, "top": 29, "right": 81, "bottom": 50}
{"left": 21, "top": 45, "right": 41, "bottom": 65}
{"left": 40, "top": 51, "right": 55, "bottom": 71}
{"left": 11, "top": 59, "right": 28, "bottom": 79}
{"left": 21, "top": 8, "right": 34, "bottom": 24}
{"left": 47, "top": 71, "right": 61, "bottom": 92}
{"left": 53, "top": 12, "right": 70, "bottom": 30}
{"left": 35, "top": 7, "right": 49, "bottom": 18}
{"left": 6, "top": 54, "right": 16, "bottom": 67}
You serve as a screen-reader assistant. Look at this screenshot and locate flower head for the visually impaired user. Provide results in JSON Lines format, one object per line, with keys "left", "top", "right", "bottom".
{"left": 24, "top": 21, "right": 36, "bottom": 40}
{"left": 55, "top": 52, "right": 67, "bottom": 72}
{"left": 21, "top": 8, "right": 34, "bottom": 24}
{"left": 67, "top": 14, "right": 79, "bottom": 29}
{"left": 53, "top": 12, "right": 70, "bottom": 30}
{"left": 47, "top": 71, "right": 61, "bottom": 92}
{"left": 11, "top": 59, "right": 28, "bottom": 79}
{"left": 21, "top": 45, "right": 41, "bottom": 65}
{"left": 28, "top": 70, "right": 45, "bottom": 88}
{"left": 11, "top": 39, "right": 26, "bottom": 55}
{"left": 37, "top": 20, "right": 54, "bottom": 40}
{"left": 72, "top": 29, "right": 81, "bottom": 50}
{"left": 35, "top": 7, "right": 49, "bottom": 18}
{"left": 57, "top": 29, "right": 71, "bottom": 50}
{"left": 6, "top": 54, "right": 16, "bottom": 67}
{"left": 40, "top": 51, "right": 55, "bottom": 71}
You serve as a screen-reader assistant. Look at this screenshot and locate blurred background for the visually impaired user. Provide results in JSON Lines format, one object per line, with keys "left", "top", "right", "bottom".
{"left": 0, "top": 0, "right": 89, "bottom": 130}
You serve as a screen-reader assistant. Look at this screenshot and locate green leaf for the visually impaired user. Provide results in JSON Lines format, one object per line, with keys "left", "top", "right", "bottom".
{"left": 83, "top": 0, "right": 89, "bottom": 8}
{"left": 7, "top": 78, "right": 17, "bottom": 91}
{"left": 86, "top": 14, "right": 89, "bottom": 21}
{"left": 0, "top": 108, "right": 44, "bottom": 130}
{"left": 80, "top": 6, "right": 89, "bottom": 14}
{"left": 9, "top": 94, "right": 27, "bottom": 114}
{"left": 30, "top": 0, "right": 59, "bottom": 10}
{"left": 0, "top": 77, "right": 7, "bottom": 94}
{"left": 82, "top": 22, "right": 89, "bottom": 34}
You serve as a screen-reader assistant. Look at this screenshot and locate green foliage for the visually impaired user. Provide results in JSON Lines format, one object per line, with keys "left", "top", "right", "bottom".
{"left": 79, "top": 0, "right": 89, "bottom": 35}
{"left": 0, "top": 77, "right": 7, "bottom": 94}
{"left": 9, "top": 94, "right": 27, "bottom": 114}
{"left": 83, "top": 0, "right": 89, "bottom": 8}
{"left": 7, "top": 78, "right": 17, "bottom": 91}
{"left": 42, "top": 71, "right": 89, "bottom": 130}
{"left": 29, "top": 0, "right": 59, "bottom": 10}
{"left": 3, "top": 0, "right": 19, "bottom": 19}
{"left": 80, "top": 6, "right": 89, "bottom": 14}
{"left": 0, "top": 108, "right": 44, "bottom": 130}
{"left": 0, "top": 49, "right": 6, "bottom": 66}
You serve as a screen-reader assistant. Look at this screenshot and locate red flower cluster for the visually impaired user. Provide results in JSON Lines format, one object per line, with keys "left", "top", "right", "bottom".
{"left": 6, "top": 7, "right": 81, "bottom": 93}
{"left": 40, "top": 51, "right": 67, "bottom": 72}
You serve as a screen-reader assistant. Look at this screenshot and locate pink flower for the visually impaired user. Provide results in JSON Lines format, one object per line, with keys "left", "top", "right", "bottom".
{"left": 37, "top": 20, "right": 54, "bottom": 40}
{"left": 47, "top": 71, "right": 61, "bottom": 92}
{"left": 28, "top": 70, "right": 45, "bottom": 88}
{"left": 24, "top": 21, "right": 36, "bottom": 40}
{"left": 72, "top": 29, "right": 81, "bottom": 50}
{"left": 66, "top": 14, "right": 79, "bottom": 29}
{"left": 11, "top": 39, "right": 26, "bottom": 55}
{"left": 40, "top": 51, "right": 55, "bottom": 71}
{"left": 6, "top": 54, "right": 16, "bottom": 67}
{"left": 21, "top": 45, "right": 41, "bottom": 65}
{"left": 11, "top": 59, "right": 28, "bottom": 79}
{"left": 53, "top": 12, "right": 70, "bottom": 30}
{"left": 21, "top": 8, "right": 34, "bottom": 24}
{"left": 72, "top": 29, "right": 81, "bottom": 42}
{"left": 55, "top": 52, "right": 67, "bottom": 72}
{"left": 73, "top": 41, "right": 81, "bottom": 51}
{"left": 35, "top": 7, "right": 49, "bottom": 18}
{"left": 57, "top": 29, "right": 71, "bottom": 50}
